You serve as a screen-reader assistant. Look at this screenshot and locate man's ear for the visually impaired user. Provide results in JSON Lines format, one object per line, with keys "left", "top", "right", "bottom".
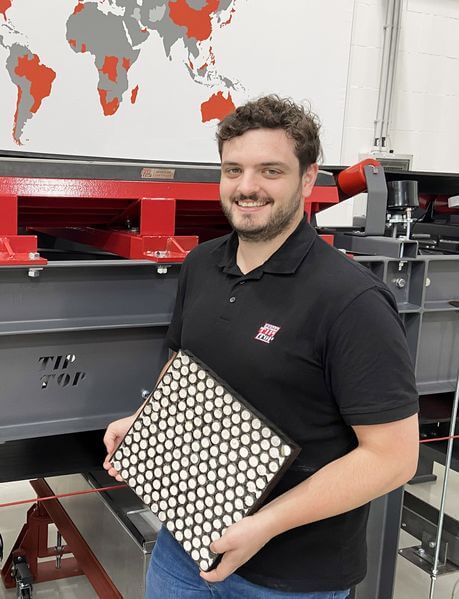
{"left": 302, "top": 163, "right": 319, "bottom": 198}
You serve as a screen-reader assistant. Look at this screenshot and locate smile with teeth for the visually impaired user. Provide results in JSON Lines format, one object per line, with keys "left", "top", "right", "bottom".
{"left": 235, "top": 200, "right": 269, "bottom": 208}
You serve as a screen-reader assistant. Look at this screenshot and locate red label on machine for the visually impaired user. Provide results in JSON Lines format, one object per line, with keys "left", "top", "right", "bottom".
{"left": 141, "top": 167, "right": 176, "bottom": 179}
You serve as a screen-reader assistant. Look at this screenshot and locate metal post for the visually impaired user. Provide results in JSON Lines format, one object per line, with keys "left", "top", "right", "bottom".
{"left": 374, "top": 0, "right": 393, "bottom": 148}
{"left": 428, "top": 371, "right": 459, "bottom": 599}
{"left": 374, "top": 0, "right": 403, "bottom": 150}
{"left": 381, "top": 0, "right": 403, "bottom": 145}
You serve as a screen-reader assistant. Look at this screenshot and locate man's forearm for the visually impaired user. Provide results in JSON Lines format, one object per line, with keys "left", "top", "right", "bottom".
{"left": 256, "top": 442, "right": 417, "bottom": 540}
{"left": 201, "top": 421, "right": 418, "bottom": 584}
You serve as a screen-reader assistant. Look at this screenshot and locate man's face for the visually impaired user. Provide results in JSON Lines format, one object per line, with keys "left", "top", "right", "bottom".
{"left": 220, "top": 128, "right": 317, "bottom": 242}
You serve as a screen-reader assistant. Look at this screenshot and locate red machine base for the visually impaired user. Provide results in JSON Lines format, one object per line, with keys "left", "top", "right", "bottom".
{"left": 1, "top": 479, "right": 122, "bottom": 598}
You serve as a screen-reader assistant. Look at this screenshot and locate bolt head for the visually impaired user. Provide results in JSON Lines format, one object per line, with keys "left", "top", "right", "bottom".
{"left": 28, "top": 252, "right": 39, "bottom": 260}
{"left": 156, "top": 266, "right": 168, "bottom": 275}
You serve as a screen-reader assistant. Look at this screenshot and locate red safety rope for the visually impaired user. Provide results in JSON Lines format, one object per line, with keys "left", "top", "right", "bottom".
{"left": 0, "top": 483, "right": 126, "bottom": 509}
{"left": 1, "top": 435, "right": 458, "bottom": 510}
{"left": 419, "top": 434, "right": 459, "bottom": 444}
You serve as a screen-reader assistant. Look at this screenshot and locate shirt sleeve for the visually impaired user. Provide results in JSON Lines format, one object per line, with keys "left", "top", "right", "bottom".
{"left": 324, "top": 286, "right": 419, "bottom": 425}
{"left": 165, "top": 260, "right": 189, "bottom": 352}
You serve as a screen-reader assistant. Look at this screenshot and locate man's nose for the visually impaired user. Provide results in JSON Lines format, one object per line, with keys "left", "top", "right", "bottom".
{"left": 236, "top": 172, "right": 260, "bottom": 196}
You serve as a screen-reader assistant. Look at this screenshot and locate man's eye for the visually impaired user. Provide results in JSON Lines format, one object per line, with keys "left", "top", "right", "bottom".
{"left": 225, "top": 168, "right": 241, "bottom": 175}
{"left": 263, "top": 169, "right": 281, "bottom": 177}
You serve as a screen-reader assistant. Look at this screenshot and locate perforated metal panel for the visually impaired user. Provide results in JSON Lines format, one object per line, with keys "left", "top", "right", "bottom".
{"left": 111, "top": 350, "right": 299, "bottom": 571}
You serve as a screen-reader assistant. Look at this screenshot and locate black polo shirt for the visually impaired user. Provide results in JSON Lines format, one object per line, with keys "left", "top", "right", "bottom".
{"left": 166, "top": 218, "right": 418, "bottom": 592}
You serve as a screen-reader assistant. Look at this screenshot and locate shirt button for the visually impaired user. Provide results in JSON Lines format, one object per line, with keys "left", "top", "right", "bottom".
{"left": 229, "top": 296, "right": 236, "bottom": 303}
{"left": 239, "top": 281, "right": 246, "bottom": 285}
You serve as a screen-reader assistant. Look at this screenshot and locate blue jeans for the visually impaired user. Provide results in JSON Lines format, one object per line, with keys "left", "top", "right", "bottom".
{"left": 146, "top": 527, "right": 350, "bottom": 599}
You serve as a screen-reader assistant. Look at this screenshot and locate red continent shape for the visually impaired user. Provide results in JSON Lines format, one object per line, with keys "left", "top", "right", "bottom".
{"left": 100, "top": 56, "right": 119, "bottom": 82}
{"left": 168, "top": 0, "right": 220, "bottom": 42}
{"left": 201, "top": 91, "right": 235, "bottom": 123}
{"left": 73, "top": 1, "right": 85, "bottom": 14}
{"left": 0, "top": 0, "right": 12, "bottom": 20}
{"left": 12, "top": 85, "right": 22, "bottom": 145}
{"left": 131, "top": 85, "right": 139, "bottom": 104}
{"left": 222, "top": 5, "right": 236, "bottom": 26}
{"left": 98, "top": 89, "right": 120, "bottom": 116}
{"left": 122, "top": 57, "right": 131, "bottom": 71}
{"left": 14, "top": 53, "right": 56, "bottom": 113}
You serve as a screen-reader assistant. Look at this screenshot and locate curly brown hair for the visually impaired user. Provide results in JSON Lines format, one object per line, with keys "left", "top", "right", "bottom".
{"left": 216, "top": 95, "right": 322, "bottom": 172}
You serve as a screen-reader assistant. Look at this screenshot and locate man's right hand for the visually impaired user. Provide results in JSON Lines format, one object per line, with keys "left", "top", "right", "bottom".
{"left": 103, "top": 414, "right": 136, "bottom": 481}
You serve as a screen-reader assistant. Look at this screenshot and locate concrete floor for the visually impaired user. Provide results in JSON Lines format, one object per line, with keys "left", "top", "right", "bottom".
{"left": 0, "top": 462, "right": 458, "bottom": 599}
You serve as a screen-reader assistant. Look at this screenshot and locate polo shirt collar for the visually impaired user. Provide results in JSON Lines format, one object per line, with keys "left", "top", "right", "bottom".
{"left": 215, "top": 217, "right": 317, "bottom": 277}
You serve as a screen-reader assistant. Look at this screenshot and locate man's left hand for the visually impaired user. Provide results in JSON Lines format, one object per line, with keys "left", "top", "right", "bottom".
{"left": 199, "top": 512, "right": 274, "bottom": 583}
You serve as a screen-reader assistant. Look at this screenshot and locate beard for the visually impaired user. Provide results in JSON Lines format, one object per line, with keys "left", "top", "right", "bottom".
{"left": 220, "top": 188, "right": 303, "bottom": 242}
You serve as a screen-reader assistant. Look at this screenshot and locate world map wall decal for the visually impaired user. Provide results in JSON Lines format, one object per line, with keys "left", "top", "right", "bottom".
{"left": 0, "top": 0, "right": 242, "bottom": 145}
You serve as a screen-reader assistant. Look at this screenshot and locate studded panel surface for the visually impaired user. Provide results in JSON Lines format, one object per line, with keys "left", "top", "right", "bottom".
{"left": 110, "top": 350, "right": 300, "bottom": 571}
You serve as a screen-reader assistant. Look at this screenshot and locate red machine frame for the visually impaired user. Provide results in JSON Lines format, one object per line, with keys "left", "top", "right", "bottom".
{"left": 0, "top": 177, "right": 338, "bottom": 265}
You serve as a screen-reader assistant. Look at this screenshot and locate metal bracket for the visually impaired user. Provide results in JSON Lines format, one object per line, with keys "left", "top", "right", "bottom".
{"left": 11, "top": 555, "right": 33, "bottom": 599}
{"left": 33, "top": 227, "right": 197, "bottom": 264}
{"left": 0, "top": 236, "right": 47, "bottom": 267}
{"left": 333, "top": 233, "right": 418, "bottom": 258}
{"left": 363, "top": 164, "right": 388, "bottom": 236}
{"left": 399, "top": 538, "right": 456, "bottom": 576}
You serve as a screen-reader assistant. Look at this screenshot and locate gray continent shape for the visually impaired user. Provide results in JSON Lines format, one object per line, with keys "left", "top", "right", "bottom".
{"left": 66, "top": 2, "right": 141, "bottom": 108}
{"left": 65, "top": 0, "right": 241, "bottom": 115}
{"left": 140, "top": 0, "right": 189, "bottom": 58}
{"left": 114, "top": 0, "right": 238, "bottom": 62}
{"left": 184, "top": 0, "right": 208, "bottom": 9}
{"left": 5, "top": 43, "right": 35, "bottom": 142}
{"left": 124, "top": 14, "right": 150, "bottom": 47}
{"left": 112, "top": 0, "right": 187, "bottom": 59}
{"left": 217, "top": 0, "right": 234, "bottom": 12}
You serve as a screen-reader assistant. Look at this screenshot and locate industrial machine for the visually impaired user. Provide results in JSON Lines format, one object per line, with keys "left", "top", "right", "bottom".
{"left": 0, "top": 154, "right": 458, "bottom": 598}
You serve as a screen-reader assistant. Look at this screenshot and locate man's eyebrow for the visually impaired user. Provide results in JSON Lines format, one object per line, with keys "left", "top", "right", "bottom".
{"left": 259, "top": 162, "right": 289, "bottom": 169}
{"left": 221, "top": 161, "right": 290, "bottom": 168}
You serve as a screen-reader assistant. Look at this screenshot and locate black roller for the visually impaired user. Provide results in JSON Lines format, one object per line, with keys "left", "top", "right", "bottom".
{"left": 387, "top": 180, "right": 419, "bottom": 209}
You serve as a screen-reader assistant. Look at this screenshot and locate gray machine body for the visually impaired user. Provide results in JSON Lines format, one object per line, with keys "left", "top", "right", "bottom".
{"left": 357, "top": 254, "right": 459, "bottom": 395}
{"left": 0, "top": 260, "right": 178, "bottom": 442}
{"left": 2, "top": 253, "right": 458, "bottom": 443}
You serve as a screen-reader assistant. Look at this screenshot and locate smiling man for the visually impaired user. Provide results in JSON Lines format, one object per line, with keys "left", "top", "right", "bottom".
{"left": 104, "top": 96, "right": 419, "bottom": 599}
{"left": 220, "top": 127, "right": 313, "bottom": 239}
{"left": 217, "top": 121, "right": 318, "bottom": 275}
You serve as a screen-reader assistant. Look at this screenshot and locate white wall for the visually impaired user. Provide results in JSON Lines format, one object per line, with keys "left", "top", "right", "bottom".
{"left": 341, "top": 0, "right": 459, "bottom": 173}
{"left": 0, "top": 0, "right": 353, "bottom": 164}
{"left": 0, "top": 0, "right": 458, "bottom": 173}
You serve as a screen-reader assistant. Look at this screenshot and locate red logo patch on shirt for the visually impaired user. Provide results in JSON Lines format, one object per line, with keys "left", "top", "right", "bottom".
{"left": 255, "top": 323, "right": 281, "bottom": 344}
